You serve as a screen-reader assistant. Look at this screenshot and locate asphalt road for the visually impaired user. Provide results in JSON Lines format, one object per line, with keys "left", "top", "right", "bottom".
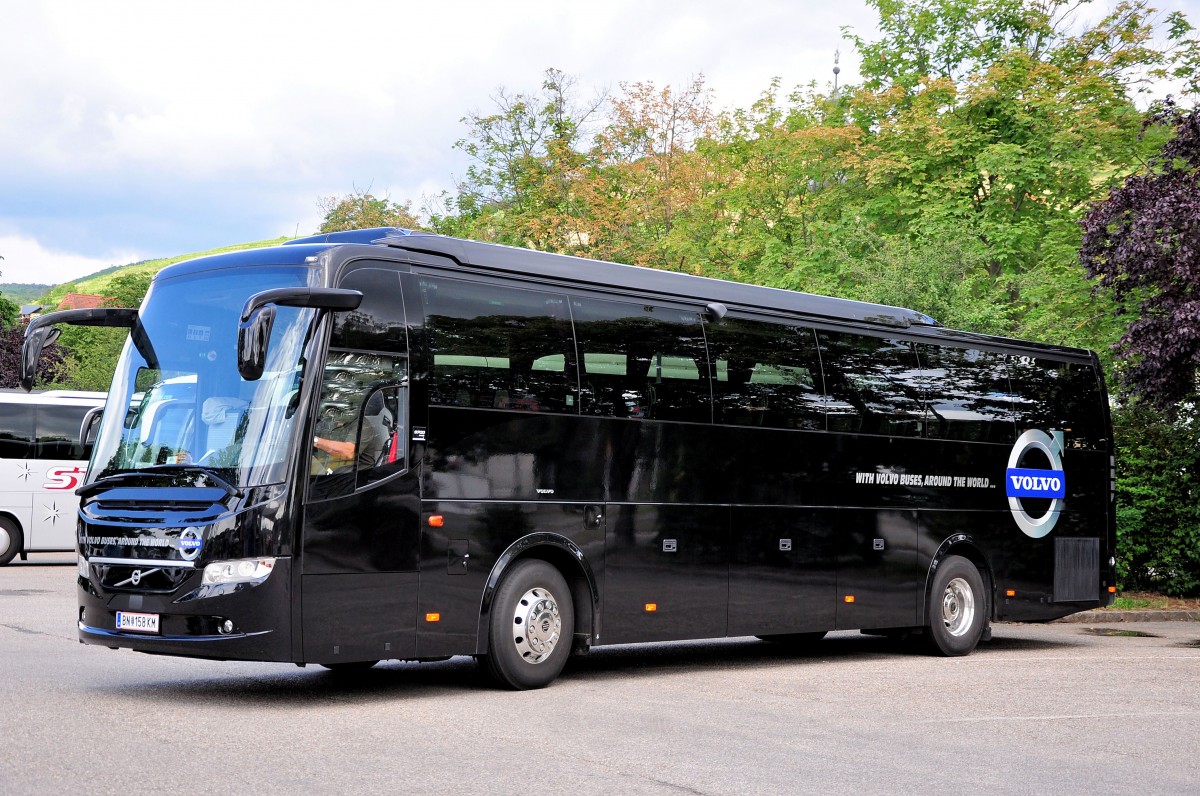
{"left": 3, "top": 553, "right": 1198, "bottom": 795}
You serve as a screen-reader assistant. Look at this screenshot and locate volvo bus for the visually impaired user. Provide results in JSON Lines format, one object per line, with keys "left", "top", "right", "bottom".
{"left": 0, "top": 389, "right": 105, "bottom": 565}
{"left": 21, "top": 228, "right": 1115, "bottom": 688}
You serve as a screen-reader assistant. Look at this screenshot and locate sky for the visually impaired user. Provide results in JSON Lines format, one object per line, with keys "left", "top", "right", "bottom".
{"left": 1, "top": 0, "right": 1197, "bottom": 286}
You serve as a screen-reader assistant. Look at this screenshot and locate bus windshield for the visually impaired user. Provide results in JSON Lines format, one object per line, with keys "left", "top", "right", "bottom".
{"left": 88, "top": 265, "right": 319, "bottom": 489}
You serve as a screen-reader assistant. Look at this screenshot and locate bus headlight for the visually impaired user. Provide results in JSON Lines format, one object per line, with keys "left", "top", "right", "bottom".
{"left": 78, "top": 556, "right": 89, "bottom": 580}
{"left": 202, "top": 558, "right": 276, "bottom": 586}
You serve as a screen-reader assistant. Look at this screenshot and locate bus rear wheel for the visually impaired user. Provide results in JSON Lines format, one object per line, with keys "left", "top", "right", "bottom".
{"left": 924, "top": 555, "right": 986, "bottom": 656}
{"left": 483, "top": 559, "right": 574, "bottom": 690}
{"left": 0, "top": 517, "right": 22, "bottom": 566}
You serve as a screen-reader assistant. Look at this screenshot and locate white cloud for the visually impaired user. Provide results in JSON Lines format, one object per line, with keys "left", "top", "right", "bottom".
{"left": 0, "top": 235, "right": 140, "bottom": 286}
{"left": 0, "top": 0, "right": 877, "bottom": 282}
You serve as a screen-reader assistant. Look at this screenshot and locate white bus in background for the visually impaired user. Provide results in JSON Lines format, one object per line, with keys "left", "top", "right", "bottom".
{"left": 0, "top": 390, "right": 105, "bottom": 565}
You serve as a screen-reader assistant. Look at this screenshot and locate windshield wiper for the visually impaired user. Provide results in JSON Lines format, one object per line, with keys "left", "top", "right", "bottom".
{"left": 76, "top": 465, "right": 244, "bottom": 500}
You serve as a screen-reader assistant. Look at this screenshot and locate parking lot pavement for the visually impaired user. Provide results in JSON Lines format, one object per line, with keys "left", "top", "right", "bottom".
{"left": 3, "top": 555, "right": 1199, "bottom": 794}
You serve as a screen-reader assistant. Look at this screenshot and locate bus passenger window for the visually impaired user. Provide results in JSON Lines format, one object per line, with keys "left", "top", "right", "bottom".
{"left": 1009, "top": 358, "right": 1106, "bottom": 449}
{"left": 572, "top": 297, "right": 711, "bottom": 423}
{"left": 818, "top": 332, "right": 924, "bottom": 437}
{"left": 33, "top": 405, "right": 94, "bottom": 460}
{"left": 0, "top": 403, "right": 34, "bottom": 459}
{"left": 708, "top": 318, "right": 824, "bottom": 430}
{"left": 919, "top": 346, "right": 1015, "bottom": 443}
{"left": 422, "top": 278, "right": 576, "bottom": 414}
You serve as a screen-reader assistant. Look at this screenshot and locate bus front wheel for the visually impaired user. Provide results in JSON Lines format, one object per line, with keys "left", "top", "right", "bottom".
{"left": 0, "top": 517, "right": 22, "bottom": 566}
{"left": 484, "top": 559, "right": 574, "bottom": 690}
{"left": 925, "top": 555, "right": 987, "bottom": 656}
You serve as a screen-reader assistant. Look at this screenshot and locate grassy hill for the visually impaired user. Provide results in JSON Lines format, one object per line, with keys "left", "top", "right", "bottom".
{"left": 37, "top": 236, "right": 291, "bottom": 305}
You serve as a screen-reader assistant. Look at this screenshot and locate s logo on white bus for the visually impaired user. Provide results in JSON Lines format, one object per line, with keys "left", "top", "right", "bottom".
{"left": 43, "top": 466, "right": 85, "bottom": 491}
{"left": 1006, "top": 429, "right": 1066, "bottom": 538}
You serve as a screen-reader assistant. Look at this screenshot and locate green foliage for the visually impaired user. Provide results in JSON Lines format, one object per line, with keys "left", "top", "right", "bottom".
{"left": 45, "top": 326, "right": 126, "bottom": 392}
{"left": 1112, "top": 404, "right": 1200, "bottom": 596}
{"left": 0, "top": 292, "right": 16, "bottom": 328}
{"left": 788, "top": 223, "right": 1015, "bottom": 334}
{"left": 317, "top": 188, "right": 421, "bottom": 233}
{"left": 0, "top": 255, "right": 17, "bottom": 327}
{"left": 0, "top": 283, "right": 53, "bottom": 305}
{"left": 103, "top": 272, "right": 153, "bottom": 308}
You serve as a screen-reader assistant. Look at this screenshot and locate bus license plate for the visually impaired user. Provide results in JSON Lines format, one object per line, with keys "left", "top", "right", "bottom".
{"left": 116, "top": 611, "right": 160, "bottom": 633}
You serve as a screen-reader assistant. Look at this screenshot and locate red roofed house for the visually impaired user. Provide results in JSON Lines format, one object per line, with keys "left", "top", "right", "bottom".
{"left": 56, "top": 293, "right": 110, "bottom": 310}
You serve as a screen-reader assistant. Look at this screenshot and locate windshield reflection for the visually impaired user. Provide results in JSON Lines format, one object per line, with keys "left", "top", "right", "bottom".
{"left": 88, "top": 266, "right": 318, "bottom": 489}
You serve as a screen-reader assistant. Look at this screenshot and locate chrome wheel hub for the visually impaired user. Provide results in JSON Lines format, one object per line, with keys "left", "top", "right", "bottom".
{"left": 512, "top": 586, "right": 561, "bottom": 664}
{"left": 941, "top": 577, "right": 976, "bottom": 637}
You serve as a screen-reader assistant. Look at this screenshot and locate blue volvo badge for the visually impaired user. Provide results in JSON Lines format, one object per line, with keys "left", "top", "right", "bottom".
{"left": 178, "top": 527, "right": 204, "bottom": 561}
{"left": 1005, "top": 429, "right": 1066, "bottom": 538}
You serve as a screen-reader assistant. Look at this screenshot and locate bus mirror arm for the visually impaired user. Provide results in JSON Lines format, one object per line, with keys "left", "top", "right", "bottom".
{"left": 19, "top": 307, "right": 150, "bottom": 391}
{"left": 237, "top": 288, "right": 363, "bottom": 381}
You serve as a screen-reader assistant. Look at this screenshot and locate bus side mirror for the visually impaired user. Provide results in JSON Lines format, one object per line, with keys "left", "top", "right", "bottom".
{"left": 238, "top": 305, "right": 277, "bottom": 381}
{"left": 20, "top": 307, "right": 145, "bottom": 391}
{"left": 19, "top": 324, "right": 61, "bottom": 391}
{"left": 237, "top": 287, "right": 363, "bottom": 381}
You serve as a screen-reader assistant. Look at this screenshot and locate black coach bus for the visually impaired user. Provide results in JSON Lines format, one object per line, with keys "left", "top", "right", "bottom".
{"left": 22, "top": 228, "right": 1115, "bottom": 689}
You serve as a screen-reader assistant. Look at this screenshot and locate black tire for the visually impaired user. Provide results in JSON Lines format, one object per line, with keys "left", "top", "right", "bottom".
{"left": 924, "top": 555, "right": 987, "bottom": 656}
{"left": 0, "top": 517, "right": 22, "bottom": 567}
{"left": 756, "top": 631, "right": 827, "bottom": 649}
{"left": 483, "top": 559, "right": 574, "bottom": 690}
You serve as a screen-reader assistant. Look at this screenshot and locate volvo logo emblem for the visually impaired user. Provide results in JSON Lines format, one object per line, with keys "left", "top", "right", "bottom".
{"left": 1006, "top": 429, "right": 1066, "bottom": 538}
{"left": 178, "top": 527, "right": 204, "bottom": 561}
{"left": 113, "top": 566, "right": 160, "bottom": 589}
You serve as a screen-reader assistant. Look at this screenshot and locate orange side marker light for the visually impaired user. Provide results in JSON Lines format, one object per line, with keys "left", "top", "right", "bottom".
{"left": 844, "top": 595, "right": 855, "bottom": 604}
{"left": 425, "top": 612, "right": 441, "bottom": 623}
{"left": 644, "top": 603, "right": 658, "bottom": 612}
{"left": 1108, "top": 586, "right": 1117, "bottom": 593}
{"left": 428, "top": 515, "right": 444, "bottom": 527}
{"left": 1006, "top": 589, "right": 1017, "bottom": 597}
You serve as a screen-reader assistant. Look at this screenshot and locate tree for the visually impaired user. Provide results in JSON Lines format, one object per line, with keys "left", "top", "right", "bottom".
{"left": 103, "top": 272, "right": 153, "bottom": 308}
{"left": 443, "top": 68, "right": 605, "bottom": 249}
{"left": 0, "top": 259, "right": 17, "bottom": 328}
{"left": 318, "top": 187, "right": 421, "bottom": 233}
{"left": 1111, "top": 403, "right": 1200, "bottom": 594}
{"left": 581, "top": 76, "right": 718, "bottom": 269}
{"left": 1080, "top": 100, "right": 1200, "bottom": 410}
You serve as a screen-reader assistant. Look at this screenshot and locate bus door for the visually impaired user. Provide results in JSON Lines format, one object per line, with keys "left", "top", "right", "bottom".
{"left": 300, "top": 265, "right": 421, "bottom": 664}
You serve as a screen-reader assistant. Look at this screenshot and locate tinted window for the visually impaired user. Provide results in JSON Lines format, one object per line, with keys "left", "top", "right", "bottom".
{"left": 35, "top": 404, "right": 94, "bottom": 460}
{"left": 708, "top": 317, "right": 824, "bottom": 430}
{"left": 424, "top": 278, "right": 576, "bottom": 414}
{"left": 332, "top": 266, "right": 408, "bottom": 353}
{"left": 1009, "top": 358, "right": 1106, "bottom": 450}
{"left": 0, "top": 402, "right": 34, "bottom": 459}
{"left": 818, "top": 332, "right": 924, "bottom": 437}
{"left": 573, "top": 297, "right": 710, "bottom": 422}
{"left": 310, "top": 351, "right": 407, "bottom": 500}
{"left": 918, "top": 346, "right": 1015, "bottom": 443}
